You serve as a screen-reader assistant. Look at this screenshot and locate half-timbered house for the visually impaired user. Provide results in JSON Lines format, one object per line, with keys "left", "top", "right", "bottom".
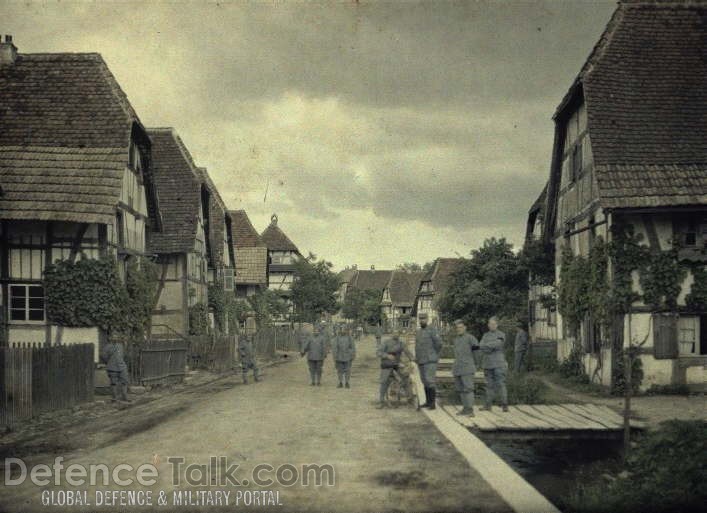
{"left": 261, "top": 214, "right": 301, "bottom": 321}
{"left": 536, "top": 1, "right": 707, "bottom": 390}
{"left": 230, "top": 210, "right": 268, "bottom": 298}
{"left": 413, "top": 258, "right": 464, "bottom": 328}
{"left": 0, "top": 38, "right": 162, "bottom": 349}
{"left": 381, "top": 271, "right": 424, "bottom": 331}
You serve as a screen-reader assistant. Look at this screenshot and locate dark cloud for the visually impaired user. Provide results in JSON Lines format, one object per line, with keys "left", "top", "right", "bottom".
{"left": 1, "top": 0, "right": 617, "bottom": 267}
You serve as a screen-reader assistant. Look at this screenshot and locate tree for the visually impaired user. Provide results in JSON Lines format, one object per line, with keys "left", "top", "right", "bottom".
{"left": 291, "top": 253, "right": 340, "bottom": 323}
{"left": 437, "top": 237, "right": 527, "bottom": 334}
{"left": 247, "top": 289, "right": 289, "bottom": 329}
{"left": 397, "top": 262, "right": 434, "bottom": 273}
{"left": 342, "top": 288, "right": 383, "bottom": 326}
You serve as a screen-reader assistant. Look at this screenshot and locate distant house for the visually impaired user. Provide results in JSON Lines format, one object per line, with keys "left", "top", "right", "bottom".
{"left": 534, "top": 1, "right": 707, "bottom": 391}
{"left": 526, "top": 185, "right": 558, "bottom": 345}
{"left": 261, "top": 214, "right": 301, "bottom": 321}
{"left": 0, "top": 38, "right": 162, "bottom": 349}
{"left": 381, "top": 271, "right": 425, "bottom": 331}
{"left": 147, "top": 128, "right": 210, "bottom": 338}
{"left": 229, "top": 210, "right": 268, "bottom": 298}
{"left": 414, "top": 258, "right": 464, "bottom": 327}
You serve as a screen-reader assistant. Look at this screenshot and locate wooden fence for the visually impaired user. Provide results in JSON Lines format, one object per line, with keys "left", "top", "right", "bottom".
{"left": 188, "top": 334, "right": 236, "bottom": 372}
{"left": 1, "top": 344, "right": 95, "bottom": 427}
{"left": 136, "top": 340, "right": 188, "bottom": 386}
{"left": 251, "top": 326, "right": 301, "bottom": 356}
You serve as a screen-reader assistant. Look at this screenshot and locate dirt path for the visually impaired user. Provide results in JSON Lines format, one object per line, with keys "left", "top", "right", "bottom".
{"left": 1, "top": 337, "right": 510, "bottom": 513}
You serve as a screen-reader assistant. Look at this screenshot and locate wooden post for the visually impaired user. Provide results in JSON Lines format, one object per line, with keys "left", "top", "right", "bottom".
{"left": 623, "top": 313, "right": 632, "bottom": 460}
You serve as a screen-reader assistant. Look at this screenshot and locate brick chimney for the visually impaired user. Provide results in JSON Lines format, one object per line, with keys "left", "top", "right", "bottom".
{"left": 0, "top": 35, "right": 17, "bottom": 66}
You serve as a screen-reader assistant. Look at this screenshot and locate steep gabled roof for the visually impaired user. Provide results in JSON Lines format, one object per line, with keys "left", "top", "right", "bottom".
{"left": 549, "top": 0, "right": 707, "bottom": 216}
{"left": 261, "top": 214, "right": 300, "bottom": 252}
{"left": 0, "top": 52, "right": 160, "bottom": 226}
{"left": 197, "top": 167, "right": 229, "bottom": 268}
{"left": 386, "top": 271, "right": 425, "bottom": 307}
{"left": 229, "top": 210, "right": 265, "bottom": 248}
{"left": 146, "top": 128, "right": 202, "bottom": 254}
{"left": 351, "top": 270, "right": 393, "bottom": 292}
{"left": 418, "top": 258, "right": 464, "bottom": 297}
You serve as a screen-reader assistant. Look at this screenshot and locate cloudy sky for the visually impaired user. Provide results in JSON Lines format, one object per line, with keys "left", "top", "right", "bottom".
{"left": 3, "top": 0, "right": 616, "bottom": 270}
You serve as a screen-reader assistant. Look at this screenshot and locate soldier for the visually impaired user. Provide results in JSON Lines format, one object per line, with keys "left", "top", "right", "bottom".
{"left": 514, "top": 320, "right": 529, "bottom": 373}
{"left": 100, "top": 336, "right": 130, "bottom": 403}
{"left": 479, "top": 316, "right": 509, "bottom": 412}
{"left": 415, "top": 313, "right": 442, "bottom": 409}
{"left": 238, "top": 333, "right": 260, "bottom": 384}
{"left": 332, "top": 326, "right": 356, "bottom": 388}
{"left": 301, "top": 324, "right": 328, "bottom": 386}
{"left": 374, "top": 324, "right": 383, "bottom": 351}
{"left": 377, "top": 331, "right": 410, "bottom": 408}
{"left": 452, "top": 319, "right": 480, "bottom": 416}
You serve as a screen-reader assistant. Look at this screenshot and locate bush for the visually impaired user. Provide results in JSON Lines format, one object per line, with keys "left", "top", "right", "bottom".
{"left": 507, "top": 374, "right": 547, "bottom": 405}
{"left": 567, "top": 420, "right": 707, "bottom": 513}
{"left": 559, "top": 346, "right": 587, "bottom": 381}
{"left": 645, "top": 383, "right": 690, "bottom": 396}
{"left": 611, "top": 349, "right": 644, "bottom": 395}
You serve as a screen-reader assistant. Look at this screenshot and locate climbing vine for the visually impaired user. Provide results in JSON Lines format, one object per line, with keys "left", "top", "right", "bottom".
{"left": 685, "top": 265, "right": 707, "bottom": 310}
{"left": 557, "top": 246, "right": 590, "bottom": 335}
{"left": 44, "top": 256, "right": 159, "bottom": 343}
{"left": 188, "top": 302, "right": 209, "bottom": 336}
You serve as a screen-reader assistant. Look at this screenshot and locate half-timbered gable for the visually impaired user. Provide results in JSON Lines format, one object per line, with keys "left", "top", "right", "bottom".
{"left": 537, "top": 1, "right": 707, "bottom": 390}
{"left": 0, "top": 41, "right": 161, "bottom": 345}
{"left": 230, "top": 210, "right": 268, "bottom": 297}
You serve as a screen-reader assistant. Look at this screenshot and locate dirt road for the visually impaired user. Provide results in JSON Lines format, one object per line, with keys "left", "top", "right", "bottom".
{"left": 0, "top": 337, "right": 510, "bottom": 513}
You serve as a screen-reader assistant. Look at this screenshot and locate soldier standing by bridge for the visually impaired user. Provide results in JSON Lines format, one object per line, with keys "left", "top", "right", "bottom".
{"left": 415, "top": 313, "right": 442, "bottom": 410}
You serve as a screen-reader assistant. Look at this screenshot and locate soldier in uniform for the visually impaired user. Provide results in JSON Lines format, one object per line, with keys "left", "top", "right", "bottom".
{"left": 452, "top": 319, "right": 480, "bottom": 416}
{"left": 479, "top": 316, "right": 509, "bottom": 412}
{"left": 374, "top": 324, "right": 383, "bottom": 351}
{"left": 332, "top": 325, "right": 356, "bottom": 388}
{"left": 301, "top": 324, "right": 328, "bottom": 386}
{"left": 415, "top": 313, "right": 442, "bottom": 409}
{"left": 238, "top": 333, "right": 260, "bottom": 384}
{"left": 377, "top": 331, "right": 411, "bottom": 408}
{"left": 100, "top": 337, "right": 130, "bottom": 403}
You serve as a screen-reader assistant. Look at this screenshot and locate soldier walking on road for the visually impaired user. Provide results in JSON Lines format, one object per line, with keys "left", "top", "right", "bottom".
{"left": 480, "top": 316, "right": 509, "bottom": 412}
{"left": 100, "top": 337, "right": 130, "bottom": 403}
{"left": 301, "top": 324, "right": 329, "bottom": 386}
{"left": 332, "top": 326, "right": 356, "bottom": 388}
{"left": 239, "top": 334, "right": 260, "bottom": 384}
{"left": 377, "top": 331, "right": 411, "bottom": 408}
{"left": 452, "top": 319, "right": 480, "bottom": 417}
{"left": 415, "top": 313, "right": 442, "bottom": 410}
{"left": 514, "top": 321, "right": 529, "bottom": 373}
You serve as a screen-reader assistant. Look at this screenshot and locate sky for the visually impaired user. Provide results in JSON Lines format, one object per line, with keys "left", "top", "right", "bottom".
{"left": 2, "top": 0, "right": 617, "bottom": 270}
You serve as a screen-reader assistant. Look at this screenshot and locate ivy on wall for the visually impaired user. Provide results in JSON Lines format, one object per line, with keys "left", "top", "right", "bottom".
{"left": 685, "top": 265, "right": 707, "bottom": 310}
{"left": 44, "top": 256, "right": 159, "bottom": 343}
{"left": 188, "top": 302, "right": 209, "bottom": 336}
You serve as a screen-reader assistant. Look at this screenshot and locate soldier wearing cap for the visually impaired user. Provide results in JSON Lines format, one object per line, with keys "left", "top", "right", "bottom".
{"left": 376, "top": 330, "right": 411, "bottom": 408}
{"left": 238, "top": 333, "right": 260, "bottom": 384}
{"left": 452, "top": 319, "right": 479, "bottom": 416}
{"left": 332, "top": 325, "right": 356, "bottom": 388}
{"left": 301, "top": 323, "right": 329, "bottom": 386}
{"left": 415, "top": 313, "right": 442, "bottom": 409}
{"left": 479, "top": 316, "right": 509, "bottom": 412}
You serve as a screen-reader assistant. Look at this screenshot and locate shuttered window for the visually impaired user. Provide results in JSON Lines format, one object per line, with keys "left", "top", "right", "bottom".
{"left": 653, "top": 314, "right": 678, "bottom": 359}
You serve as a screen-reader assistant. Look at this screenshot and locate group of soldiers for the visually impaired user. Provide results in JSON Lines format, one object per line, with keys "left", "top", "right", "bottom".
{"left": 300, "top": 324, "right": 357, "bottom": 388}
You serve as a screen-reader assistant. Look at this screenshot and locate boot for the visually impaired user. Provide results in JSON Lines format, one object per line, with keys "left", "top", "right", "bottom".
{"left": 427, "top": 388, "right": 436, "bottom": 410}
{"left": 345, "top": 382, "right": 350, "bottom": 389}
{"left": 110, "top": 385, "right": 119, "bottom": 402}
{"left": 120, "top": 384, "right": 131, "bottom": 402}
{"left": 254, "top": 369, "right": 261, "bottom": 382}
{"left": 377, "top": 401, "right": 388, "bottom": 409}
{"left": 481, "top": 403, "right": 492, "bottom": 411}
{"left": 502, "top": 404, "right": 509, "bottom": 412}
{"left": 420, "top": 387, "right": 432, "bottom": 408}
{"left": 338, "top": 382, "right": 343, "bottom": 388}
{"left": 458, "top": 407, "right": 475, "bottom": 417}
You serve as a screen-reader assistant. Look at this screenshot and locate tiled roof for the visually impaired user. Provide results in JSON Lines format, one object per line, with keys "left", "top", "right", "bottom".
{"left": 419, "top": 258, "right": 464, "bottom": 296}
{"left": 229, "top": 210, "right": 265, "bottom": 248}
{"left": 146, "top": 128, "right": 201, "bottom": 254}
{"left": 0, "top": 146, "right": 124, "bottom": 224}
{"left": 0, "top": 52, "right": 162, "bottom": 226}
{"left": 386, "top": 271, "right": 425, "bottom": 306}
{"left": 557, "top": 1, "right": 707, "bottom": 209}
{"left": 261, "top": 215, "right": 300, "bottom": 252}
{"left": 0, "top": 53, "right": 137, "bottom": 148}
{"left": 351, "top": 270, "right": 393, "bottom": 292}
{"left": 337, "top": 268, "right": 358, "bottom": 285}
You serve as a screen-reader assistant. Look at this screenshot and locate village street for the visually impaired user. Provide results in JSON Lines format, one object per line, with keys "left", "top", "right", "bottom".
{"left": 0, "top": 337, "right": 510, "bottom": 513}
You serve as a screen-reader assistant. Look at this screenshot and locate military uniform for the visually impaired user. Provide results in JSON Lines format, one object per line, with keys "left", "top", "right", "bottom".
{"left": 480, "top": 329, "right": 508, "bottom": 409}
{"left": 453, "top": 332, "right": 479, "bottom": 413}
{"left": 332, "top": 334, "right": 356, "bottom": 387}
{"left": 239, "top": 335, "right": 260, "bottom": 384}
{"left": 415, "top": 324, "right": 442, "bottom": 408}
{"left": 377, "top": 336, "right": 405, "bottom": 404}
{"left": 514, "top": 328, "right": 529, "bottom": 372}
{"left": 301, "top": 332, "right": 328, "bottom": 385}
{"left": 100, "top": 341, "right": 129, "bottom": 402}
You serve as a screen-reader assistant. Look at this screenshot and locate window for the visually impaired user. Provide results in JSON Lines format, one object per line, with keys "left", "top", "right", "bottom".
{"left": 116, "top": 212, "right": 125, "bottom": 247}
{"left": 224, "top": 268, "right": 234, "bottom": 292}
{"left": 571, "top": 144, "right": 583, "bottom": 181}
{"left": 9, "top": 284, "right": 45, "bottom": 322}
{"left": 678, "top": 316, "right": 700, "bottom": 356}
{"left": 654, "top": 314, "right": 678, "bottom": 359}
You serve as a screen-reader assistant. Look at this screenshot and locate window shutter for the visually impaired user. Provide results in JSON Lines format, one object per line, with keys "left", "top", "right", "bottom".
{"left": 653, "top": 314, "right": 678, "bottom": 359}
